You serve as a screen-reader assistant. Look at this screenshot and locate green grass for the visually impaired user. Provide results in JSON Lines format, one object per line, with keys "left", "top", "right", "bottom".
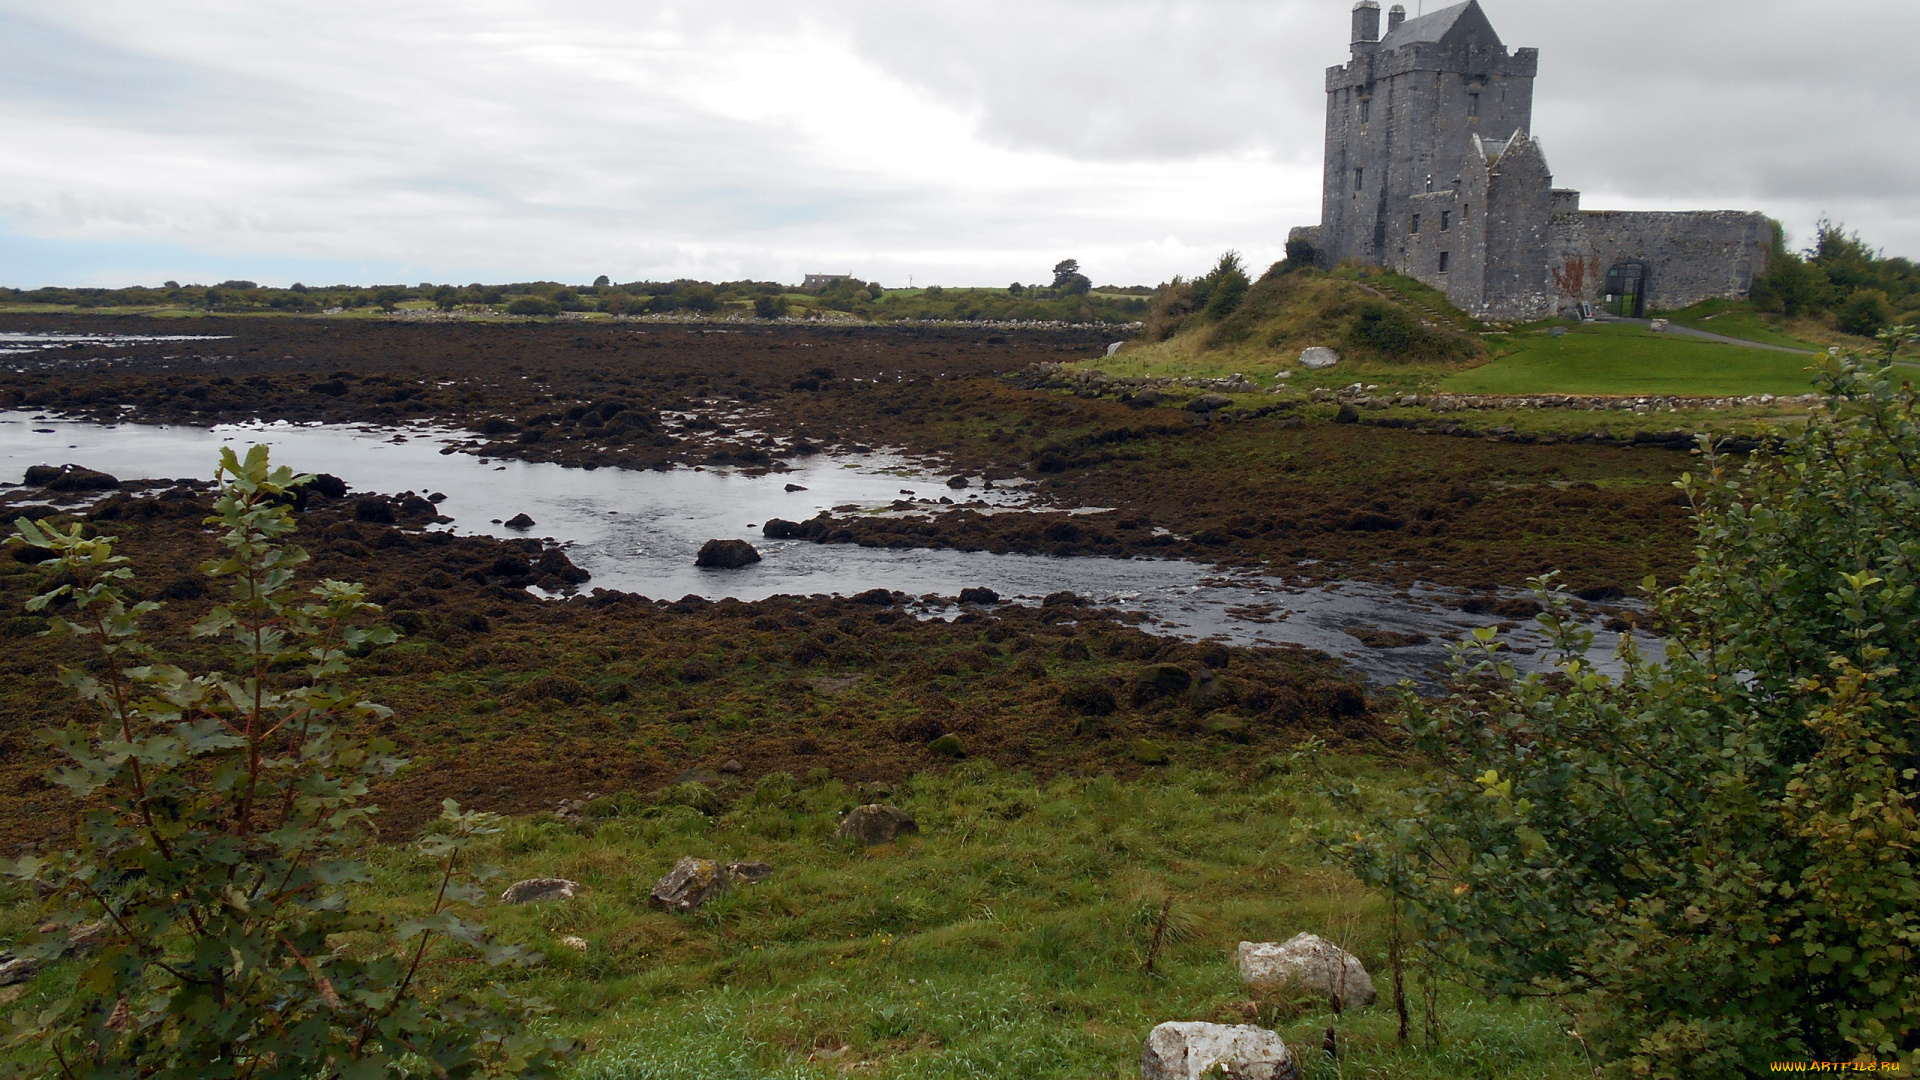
{"left": 1, "top": 762, "right": 1587, "bottom": 1079}
{"left": 1443, "top": 323, "right": 1824, "bottom": 396}
{"left": 1658, "top": 299, "right": 1821, "bottom": 350}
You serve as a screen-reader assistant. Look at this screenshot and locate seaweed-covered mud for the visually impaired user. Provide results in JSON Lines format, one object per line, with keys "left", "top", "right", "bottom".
{"left": 0, "top": 315, "right": 1696, "bottom": 593}
{"left": 0, "top": 481, "right": 1375, "bottom": 849}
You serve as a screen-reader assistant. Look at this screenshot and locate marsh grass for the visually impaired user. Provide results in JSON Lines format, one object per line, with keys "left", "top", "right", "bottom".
{"left": 0, "top": 758, "right": 1586, "bottom": 1077}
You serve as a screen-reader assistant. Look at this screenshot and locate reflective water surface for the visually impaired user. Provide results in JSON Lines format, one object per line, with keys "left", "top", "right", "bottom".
{"left": 0, "top": 412, "right": 1641, "bottom": 685}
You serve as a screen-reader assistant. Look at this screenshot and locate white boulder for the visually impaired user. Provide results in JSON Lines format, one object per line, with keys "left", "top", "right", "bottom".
{"left": 1238, "top": 934, "right": 1377, "bottom": 1007}
{"left": 1299, "top": 347, "right": 1340, "bottom": 369}
{"left": 1140, "top": 1022, "right": 1299, "bottom": 1080}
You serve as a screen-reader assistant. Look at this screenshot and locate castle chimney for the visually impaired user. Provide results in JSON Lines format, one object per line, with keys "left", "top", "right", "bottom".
{"left": 1387, "top": 4, "right": 1406, "bottom": 32}
{"left": 1352, "top": 0, "right": 1381, "bottom": 45}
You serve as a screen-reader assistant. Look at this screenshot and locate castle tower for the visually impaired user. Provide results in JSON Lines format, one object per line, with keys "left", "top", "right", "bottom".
{"left": 1317, "top": 0, "right": 1538, "bottom": 270}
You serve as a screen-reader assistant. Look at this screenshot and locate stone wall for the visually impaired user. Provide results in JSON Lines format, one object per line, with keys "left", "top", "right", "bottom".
{"left": 1548, "top": 210, "right": 1774, "bottom": 314}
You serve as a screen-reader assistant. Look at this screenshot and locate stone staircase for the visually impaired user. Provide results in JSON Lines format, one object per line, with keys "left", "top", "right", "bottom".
{"left": 1361, "top": 279, "right": 1479, "bottom": 334}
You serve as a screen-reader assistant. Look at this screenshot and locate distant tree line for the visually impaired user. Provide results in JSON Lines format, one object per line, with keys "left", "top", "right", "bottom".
{"left": 1751, "top": 221, "right": 1919, "bottom": 337}
{"left": 0, "top": 262, "right": 1152, "bottom": 324}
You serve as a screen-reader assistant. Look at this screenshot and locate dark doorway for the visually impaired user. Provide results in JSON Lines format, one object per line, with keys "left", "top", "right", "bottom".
{"left": 1604, "top": 261, "right": 1650, "bottom": 318}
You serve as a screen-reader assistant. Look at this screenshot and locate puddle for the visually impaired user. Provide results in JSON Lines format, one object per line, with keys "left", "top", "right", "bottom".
{"left": 0, "top": 332, "right": 230, "bottom": 357}
{"left": 0, "top": 412, "right": 1646, "bottom": 685}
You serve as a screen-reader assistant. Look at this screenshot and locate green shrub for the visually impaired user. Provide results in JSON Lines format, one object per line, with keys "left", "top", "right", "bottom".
{"left": 505, "top": 296, "right": 561, "bottom": 316}
{"left": 1340, "top": 343, "right": 1920, "bottom": 1075}
{"left": 0, "top": 447, "right": 576, "bottom": 1079}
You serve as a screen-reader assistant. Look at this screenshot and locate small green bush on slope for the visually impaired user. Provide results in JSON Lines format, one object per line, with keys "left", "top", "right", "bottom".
{"left": 1343, "top": 337, "right": 1920, "bottom": 1076}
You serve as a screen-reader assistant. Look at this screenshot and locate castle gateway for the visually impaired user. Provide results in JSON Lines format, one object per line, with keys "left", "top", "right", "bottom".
{"left": 1296, "top": 0, "right": 1773, "bottom": 321}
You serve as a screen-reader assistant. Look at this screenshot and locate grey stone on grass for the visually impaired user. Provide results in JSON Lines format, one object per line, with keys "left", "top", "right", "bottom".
{"left": 1140, "top": 1021, "right": 1298, "bottom": 1080}
{"left": 838, "top": 804, "right": 919, "bottom": 846}
{"left": 499, "top": 878, "right": 579, "bottom": 905}
{"left": 650, "top": 857, "right": 731, "bottom": 912}
{"left": 1237, "top": 933, "right": 1377, "bottom": 1007}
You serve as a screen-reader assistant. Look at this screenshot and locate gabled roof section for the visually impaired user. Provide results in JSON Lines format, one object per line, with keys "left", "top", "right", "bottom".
{"left": 1378, "top": 0, "right": 1504, "bottom": 50}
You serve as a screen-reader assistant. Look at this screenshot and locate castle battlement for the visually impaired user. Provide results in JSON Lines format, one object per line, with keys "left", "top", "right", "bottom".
{"left": 1309, "top": 0, "right": 1771, "bottom": 320}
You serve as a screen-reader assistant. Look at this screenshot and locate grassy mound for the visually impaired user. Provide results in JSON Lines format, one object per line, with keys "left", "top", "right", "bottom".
{"left": 1097, "top": 269, "right": 1483, "bottom": 388}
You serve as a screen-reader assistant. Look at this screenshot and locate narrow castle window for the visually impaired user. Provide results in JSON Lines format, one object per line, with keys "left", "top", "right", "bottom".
{"left": 1439, "top": 251, "right": 1451, "bottom": 273}
{"left": 1354, "top": 167, "right": 1364, "bottom": 191}
{"left": 1360, "top": 97, "right": 1371, "bottom": 123}
{"left": 1469, "top": 92, "right": 1480, "bottom": 117}
{"left": 1411, "top": 214, "right": 1421, "bottom": 234}
{"left": 1441, "top": 211, "right": 1452, "bottom": 232}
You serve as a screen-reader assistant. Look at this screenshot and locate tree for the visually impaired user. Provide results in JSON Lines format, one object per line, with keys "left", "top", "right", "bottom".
{"left": 1051, "top": 259, "right": 1080, "bottom": 286}
{"left": 1199, "top": 251, "right": 1249, "bottom": 321}
{"left": 592, "top": 275, "right": 611, "bottom": 288}
{"left": 1338, "top": 337, "right": 1920, "bottom": 1076}
{"left": 0, "top": 447, "right": 577, "bottom": 1079}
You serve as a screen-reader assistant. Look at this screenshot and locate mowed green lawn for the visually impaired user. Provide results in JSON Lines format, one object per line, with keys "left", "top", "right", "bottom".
{"left": 1443, "top": 323, "right": 1822, "bottom": 396}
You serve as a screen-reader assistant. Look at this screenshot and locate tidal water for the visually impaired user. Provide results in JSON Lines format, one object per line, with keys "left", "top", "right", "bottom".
{"left": 0, "top": 411, "right": 1643, "bottom": 685}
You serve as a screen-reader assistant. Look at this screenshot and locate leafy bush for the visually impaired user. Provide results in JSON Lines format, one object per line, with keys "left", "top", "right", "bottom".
{"left": 0, "top": 446, "right": 576, "bottom": 1079}
{"left": 1200, "top": 252, "right": 1250, "bottom": 322}
{"left": 505, "top": 296, "right": 561, "bottom": 316}
{"left": 1343, "top": 299, "right": 1477, "bottom": 361}
{"left": 1339, "top": 341, "right": 1920, "bottom": 1075}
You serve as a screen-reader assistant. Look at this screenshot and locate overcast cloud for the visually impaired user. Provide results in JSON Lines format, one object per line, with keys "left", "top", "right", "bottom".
{"left": 1, "top": 0, "right": 1914, "bottom": 288}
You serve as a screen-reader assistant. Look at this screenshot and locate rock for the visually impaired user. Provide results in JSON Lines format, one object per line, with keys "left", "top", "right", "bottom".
{"left": 1299, "top": 347, "right": 1340, "bottom": 370}
{"left": 0, "top": 955, "right": 40, "bottom": 987}
{"left": 838, "top": 804, "right": 919, "bottom": 845}
{"left": 650, "top": 857, "right": 731, "bottom": 912}
{"left": 1186, "top": 394, "right": 1233, "bottom": 413}
{"left": 851, "top": 587, "right": 894, "bottom": 605}
{"left": 1128, "top": 738, "right": 1170, "bottom": 766}
{"left": 1137, "top": 663, "right": 1192, "bottom": 697}
{"left": 695, "top": 539, "right": 761, "bottom": 569}
{"left": 354, "top": 497, "right": 396, "bottom": 523}
{"left": 762, "top": 518, "right": 801, "bottom": 539}
{"left": 30, "top": 465, "right": 120, "bottom": 492}
{"left": 958, "top": 587, "right": 999, "bottom": 605}
{"left": 1141, "top": 1021, "right": 1299, "bottom": 1080}
{"left": 504, "top": 512, "right": 536, "bottom": 530}
{"left": 559, "top": 935, "right": 589, "bottom": 952}
{"left": 310, "top": 473, "right": 349, "bottom": 499}
{"left": 1238, "top": 934, "right": 1377, "bottom": 1008}
{"left": 1041, "top": 591, "right": 1082, "bottom": 608}
{"left": 726, "top": 860, "right": 773, "bottom": 883}
{"left": 947, "top": 475, "right": 970, "bottom": 489}
{"left": 784, "top": 483, "right": 808, "bottom": 492}
{"left": 1106, "top": 341, "right": 1125, "bottom": 357}
{"left": 720, "top": 758, "right": 744, "bottom": 774}
{"left": 500, "top": 878, "right": 579, "bottom": 905}
{"left": 927, "top": 733, "right": 965, "bottom": 757}
{"left": 1333, "top": 404, "right": 1360, "bottom": 424}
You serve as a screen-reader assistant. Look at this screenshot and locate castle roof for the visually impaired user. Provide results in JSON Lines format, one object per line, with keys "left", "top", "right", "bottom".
{"left": 1378, "top": 0, "right": 1503, "bottom": 50}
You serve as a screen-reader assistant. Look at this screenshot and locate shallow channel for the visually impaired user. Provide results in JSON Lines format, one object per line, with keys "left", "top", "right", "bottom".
{"left": 0, "top": 411, "right": 1641, "bottom": 686}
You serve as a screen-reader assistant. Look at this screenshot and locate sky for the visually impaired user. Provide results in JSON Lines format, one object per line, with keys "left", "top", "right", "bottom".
{"left": 1, "top": 0, "right": 1915, "bottom": 290}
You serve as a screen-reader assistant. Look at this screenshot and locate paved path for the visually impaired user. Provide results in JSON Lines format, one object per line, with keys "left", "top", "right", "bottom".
{"left": 1593, "top": 315, "right": 1817, "bottom": 355}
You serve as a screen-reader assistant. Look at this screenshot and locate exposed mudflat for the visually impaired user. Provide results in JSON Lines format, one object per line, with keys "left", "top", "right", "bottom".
{"left": 0, "top": 481, "right": 1376, "bottom": 847}
{"left": 0, "top": 316, "right": 1696, "bottom": 593}
{"left": 0, "top": 314, "right": 1689, "bottom": 846}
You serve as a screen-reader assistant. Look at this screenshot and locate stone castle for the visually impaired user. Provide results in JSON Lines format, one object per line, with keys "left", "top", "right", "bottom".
{"left": 1294, "top": 0, "right": 1773, "bottom": 321}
